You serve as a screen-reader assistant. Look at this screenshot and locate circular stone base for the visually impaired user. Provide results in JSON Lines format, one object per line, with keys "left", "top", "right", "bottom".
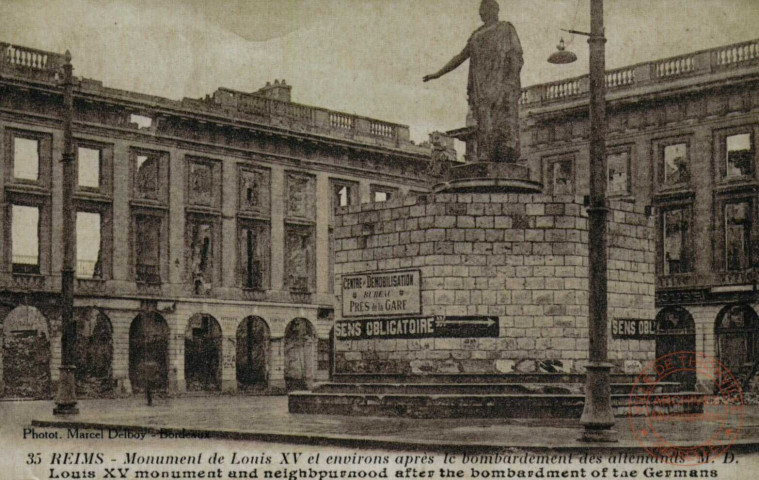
{"left": 433, "top": 162, "right": 543, "bottom": 194}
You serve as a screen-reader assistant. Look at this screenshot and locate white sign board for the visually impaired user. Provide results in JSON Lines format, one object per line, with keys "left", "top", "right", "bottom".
{"left": 341, "top": 269, "right": 421, "bottom": 318}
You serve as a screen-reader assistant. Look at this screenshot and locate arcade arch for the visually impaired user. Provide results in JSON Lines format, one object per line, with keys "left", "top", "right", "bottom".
{"left": 129, "top": 312, "right": 169, "bottom": 392}
{"left": 655, "top": 306, "right": 696, "bottom": 390}
{"left": 715, "top": 304, "right": 759, "bottom": 386}
{"left": 73, "top": 307, "right": 113, "bottom": 396}
{"left": 1, "top": 305, "right": 51, "bottom": 398}
{"left": 184, "top": 314, "right": 222, "bottom": 391}
{"left": 236, "top": 316, "right": 270, "bottom": 391}
{"left": 284, "top": 318, "right": 317, "bottom": 391}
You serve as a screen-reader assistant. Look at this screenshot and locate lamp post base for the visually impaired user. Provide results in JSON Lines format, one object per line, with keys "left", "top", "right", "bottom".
{"left": 580, "top": 427, "right": 618, "bottom": 443}
{"left": 54, "top": 365, "right": 79, "bottom": 416}
{"left": 579, "top": 362, "right": 617, "bottom": 442}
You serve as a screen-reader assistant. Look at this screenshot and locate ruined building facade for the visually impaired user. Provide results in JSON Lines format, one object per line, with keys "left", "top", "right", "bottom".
{"left": 0, "top": 43, "right": 432, "bottom": 397}
{"left": 2, "top": 37, "right": 759, "bottom": 398}
{"left": 519, "top": 39, "right": 759, "bottom": 389}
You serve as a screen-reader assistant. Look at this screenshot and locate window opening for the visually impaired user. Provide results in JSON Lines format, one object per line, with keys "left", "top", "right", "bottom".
{"left": 663, "top": 143, "right": 689, "bottom": 185}
{"left": 136, "top": 154, "right": 159, "bottom": 197}
{"left": 135, "top": 215, "right": 161, "bottom": 283}
{"left": 726, "top": 133, "right": 752, "bottom": 178}
{"left": 726, "top": 202, "right": 750, "bottom": 271}
{"left": 77, "top": 147, "right": 101, "bottom": 188}
{"left": 13, "top": 137, "right": 39, "bottom": 181}
{"left": 663, "top": 208, "right": 690, "bottom": 274}
{"left": 76, "top": 211, "right": 102, "bottom": 278}
{"left": 607, "top": 150, "right": 629, "bottom": 196}
{"left": 12, "top": 205, "right": 40, "bottom": 274}
{"left": 130, "top": 114, "right": 153, "bottom": 129}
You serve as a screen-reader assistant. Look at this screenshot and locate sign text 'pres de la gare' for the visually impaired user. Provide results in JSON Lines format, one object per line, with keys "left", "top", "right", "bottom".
{"left": 341, "top": 269, "right": 421, "bottom": 318}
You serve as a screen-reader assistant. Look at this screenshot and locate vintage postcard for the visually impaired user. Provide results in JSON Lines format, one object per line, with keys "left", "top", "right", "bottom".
{"left": 1, "top": 0, "right": 758, "bottom": 479}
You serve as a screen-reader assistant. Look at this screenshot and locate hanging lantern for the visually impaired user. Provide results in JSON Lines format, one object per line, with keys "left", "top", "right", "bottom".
{"left": 548, "top": 38, "right": 578, "bottom": 64}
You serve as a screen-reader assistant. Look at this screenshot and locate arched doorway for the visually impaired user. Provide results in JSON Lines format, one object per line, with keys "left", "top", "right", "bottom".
{"left": 74, "top": 308, "right": 114, "bottom": 397}
{"left": 655, "top": 306, "right": 697, "bottom": 390}
{"left": 716, "top": 305, "right": 759, "bottom": 387}
{"left": 236, "top": 316, "right": 270, "bottom": 391}
{"left": 2, "top": 306, "right": 51, "bottom": 398}
{"left": 284, "top": 318, "right": 316, "bottom": 391}
{"left": 129, "top": 312, "right": 169, "bottom": 393}
{"left": 184, "top": 314, "right": 222, "bottom": 391}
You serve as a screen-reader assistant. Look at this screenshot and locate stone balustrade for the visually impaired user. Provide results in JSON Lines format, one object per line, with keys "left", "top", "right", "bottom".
{"left": 213, "top": 87, "right": 408, "bottom": 145}
{"left": 0, "top": 42, "right": 416, "bottom": 151}
{"left": 0, "top": 42, "right": 65, "bottom": 83}
{"left": 521, "top": 38, "right": 759, "bottom": 107}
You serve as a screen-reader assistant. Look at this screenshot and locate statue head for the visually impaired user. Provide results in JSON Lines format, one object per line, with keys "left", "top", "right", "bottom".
{"left": 480, "top": 0, "right": 500, "bottom": 23}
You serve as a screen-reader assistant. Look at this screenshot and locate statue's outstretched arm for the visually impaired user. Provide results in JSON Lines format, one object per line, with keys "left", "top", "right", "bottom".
{"left": 424, "top": 45, "right": 470, "bottom": 82}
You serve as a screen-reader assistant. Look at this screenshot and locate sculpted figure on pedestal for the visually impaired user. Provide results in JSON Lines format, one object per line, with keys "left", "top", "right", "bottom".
{"left": 424, "top": 0, "right": 523, "bottom": 163}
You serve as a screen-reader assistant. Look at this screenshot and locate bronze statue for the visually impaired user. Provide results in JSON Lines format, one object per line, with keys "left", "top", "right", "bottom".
{"left": 424, "top": 0, "right": 523, "bottom": 163}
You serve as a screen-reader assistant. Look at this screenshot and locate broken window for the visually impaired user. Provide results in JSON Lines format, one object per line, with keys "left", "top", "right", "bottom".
{"left": 285, "top": 225, "right": 314, "bottom": 292}
{"left": 662, "top": 143, "right": 689, "bottom": 186}
{"left": 335, "top": 185, "right": 350, "bottom": 208}
{"left": 11, "top": 205, "right": 40, "bottom": 274}
{"left": 135, "top": 154, "right": 159, "bottom": 199}
{"left": 238, "top": 168, "right": 270, "bottom": 213}
{"left": 189, "top": 161, "right": 215, "bottom": 206}
{"left": 286, "top": 174, "right": 315, "bottom": 219}
{"left": 726, "top": 201, "right": 751, "bottom": 271}
{"left": 77, "top": 147, "right": 101, "bottom": 188}
{"left": 551, "top": 160, "right": 573, "bottom": 195}
{"left": 134, "top": 214, "right": 161, "bottom": 283}
{"left": 662, "top": 208, "right": 691, "bottom": 275}
{"left": 330, "top": 179, "right": 359, "bottom": 223}
{"left": 239, "top": 222, "right": 268, "bottom": 289}
{"left": 76, "top": 212, "right": 102, "bottom": 279}
{"left": 607, "top": 150, "right": 630, "bottom": 196}
{"left": 726, "top": 133, "right": 753, "bottom": 178}
{"left": 371, "top": 185, "right": 397, "bottom": 203}
{"left": 13, "top": 137, "right": 40, "bottom": 181}
{"left": 189, "top": 221, "right": 214, "bottom": 293}
{"left": 243, "top": 173, "right": 259, "bottom": 208}
{"left": 242, "top": 228, "right": 260, "bottom": 288}
{"left": 129, "top": 114, "right": 153, "bottom": 130}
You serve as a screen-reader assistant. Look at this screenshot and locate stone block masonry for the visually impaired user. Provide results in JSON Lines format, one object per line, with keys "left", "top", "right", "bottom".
{"left": 333, "top": 193, "right": 656, "bottom": 375}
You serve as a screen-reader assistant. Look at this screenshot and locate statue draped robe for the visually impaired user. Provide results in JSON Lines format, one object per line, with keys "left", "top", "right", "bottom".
{"left": 467, "top": 21, "right": 523, "bottom": 163}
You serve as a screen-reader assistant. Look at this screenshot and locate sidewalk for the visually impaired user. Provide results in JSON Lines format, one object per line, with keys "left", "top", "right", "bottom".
{"left": 21, "top": 395, "right": 759, "bottom": 452}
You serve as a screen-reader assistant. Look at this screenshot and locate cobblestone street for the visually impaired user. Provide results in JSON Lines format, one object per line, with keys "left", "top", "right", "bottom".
{"left": 1, "top": 395, "right": 756, "bottom": 450}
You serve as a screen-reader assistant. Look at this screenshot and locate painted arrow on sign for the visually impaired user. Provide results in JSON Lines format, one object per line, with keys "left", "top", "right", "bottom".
{"left": 435, "top": 317, "right": 496, "bottom": 327}
{"left": 433, "top": 316, "right": 500, "bottom": 338}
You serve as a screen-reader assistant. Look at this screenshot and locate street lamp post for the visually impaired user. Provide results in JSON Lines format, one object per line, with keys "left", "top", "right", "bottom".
{"left": 549, "top": 0, "right": 615, "bottom": 441}
{"left": 54, "top": 50, "right": 79, "bottom": 416}
{"left": 580, "top": 0, "right": 615, "bottom": 442}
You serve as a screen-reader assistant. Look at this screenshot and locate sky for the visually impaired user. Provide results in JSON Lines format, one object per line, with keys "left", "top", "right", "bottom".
{"left": 2, "top": 0, "right": 758, "bottom": 143}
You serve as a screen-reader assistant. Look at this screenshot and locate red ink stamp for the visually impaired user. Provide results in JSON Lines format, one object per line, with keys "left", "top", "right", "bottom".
{"left": 628, "top": 351, "right": 744, "bottom": 466}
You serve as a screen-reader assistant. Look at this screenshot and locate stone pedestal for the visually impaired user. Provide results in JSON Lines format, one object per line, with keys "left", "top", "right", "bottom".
{"left": 329, "top": 193, "right": 656, "bottom": 375}
{"left": 221, "top": 379, "right": 238, "bottom": 394}
{"left": 288, "top": 192, "right": 688, "bottom": 418}
{"left": 53, "top": 365, "right": 79, "bottom": 415}
{"left": 434, "top": 162, "right": 542, "bottom": 194}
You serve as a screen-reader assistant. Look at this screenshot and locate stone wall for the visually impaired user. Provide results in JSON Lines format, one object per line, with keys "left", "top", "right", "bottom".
{"left": 333, "top": 193, "right": 656, "bottom": 375}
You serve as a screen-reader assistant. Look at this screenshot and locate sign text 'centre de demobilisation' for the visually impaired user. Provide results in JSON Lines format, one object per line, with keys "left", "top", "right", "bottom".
{"left": 341, "top": 270, "right": 421, "bottom": 318}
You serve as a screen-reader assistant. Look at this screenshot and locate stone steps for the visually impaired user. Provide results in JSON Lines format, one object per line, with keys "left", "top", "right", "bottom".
{"left": 329, "top": 373, "right": 651, "bottom": 384}
{"left": 288, "top": 391, "right": 708, "bottom": 419}
{"left": 314, "top": 381, "right": 681, "bottom": 395}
